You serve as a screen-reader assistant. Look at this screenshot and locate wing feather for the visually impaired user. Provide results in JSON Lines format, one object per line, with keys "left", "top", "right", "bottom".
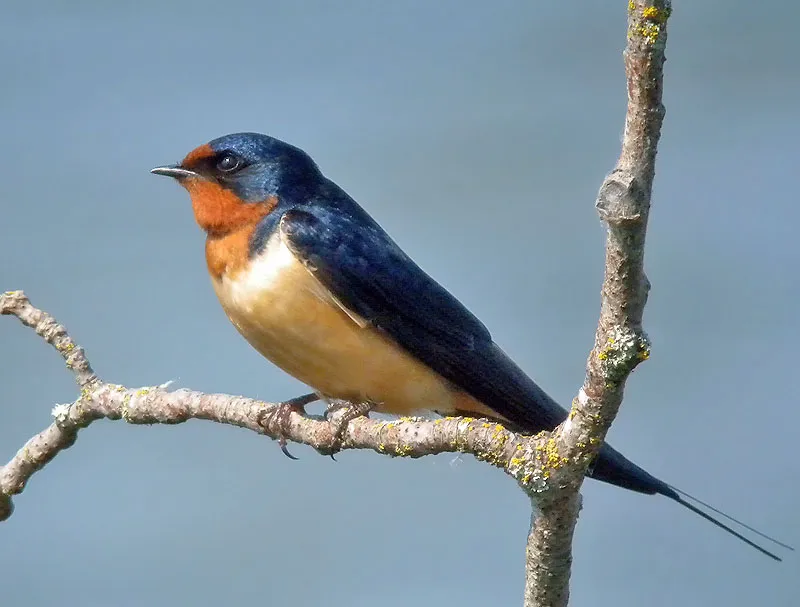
{"left": 278, "top": 207, "right": 569, "bottom": 433}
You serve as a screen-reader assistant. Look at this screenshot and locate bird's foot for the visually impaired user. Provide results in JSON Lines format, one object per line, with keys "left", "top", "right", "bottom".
{"left": 323, "top": 400, "right": 375, "bottom": 458}
{"left": 257, "top": 392, "right": 319, "bottom": 460}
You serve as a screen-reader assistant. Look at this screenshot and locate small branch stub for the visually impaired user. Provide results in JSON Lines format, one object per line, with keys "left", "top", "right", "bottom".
{"left": 596, "top": 169, "right": 644, "bottom": 226}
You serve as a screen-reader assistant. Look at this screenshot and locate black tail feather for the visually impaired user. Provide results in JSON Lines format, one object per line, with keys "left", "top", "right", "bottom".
{"left": 668, "top": 485, "right": 795, "bottom": 553}
{"left": 669, "top": 493, "right": 785, "bottom": 561}
{"left": 587, "top": 444, "right": 792, "bottom": 560}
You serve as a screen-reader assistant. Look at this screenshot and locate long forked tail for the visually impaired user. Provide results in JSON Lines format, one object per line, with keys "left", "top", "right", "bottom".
{"left": 589, "top": 444, "right": 793, "bottom": 561}
{"left": 666, "top": 485, "right": 794, "bottom": 562}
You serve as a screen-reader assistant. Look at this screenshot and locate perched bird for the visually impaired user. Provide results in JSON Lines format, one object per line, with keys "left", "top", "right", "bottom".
{"left": 152, "top": 132, "right": 790, "bottom": 560}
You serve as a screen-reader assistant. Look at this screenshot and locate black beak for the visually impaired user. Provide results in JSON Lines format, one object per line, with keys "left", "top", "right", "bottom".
{"left": 150, "top": 165, "right": 199, "bottom": 180}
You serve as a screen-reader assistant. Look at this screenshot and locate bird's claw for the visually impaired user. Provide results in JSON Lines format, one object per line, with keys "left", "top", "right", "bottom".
{"left": 279, "top": 438, "right": 299, "bottom": 461}
{"left": 323, "top": 400, "right": 375, "bottom": 457}
{"left": 257, "top": 392, "right": 319, "bottom": 460}
{"left": 322, "top": 400, "right": 347, "bottom": 422}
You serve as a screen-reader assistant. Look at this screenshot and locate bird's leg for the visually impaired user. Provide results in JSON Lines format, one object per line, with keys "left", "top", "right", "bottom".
{"left": 257, "top": 392, "right": 320, "bottom": 460}
{"left": 324, "top": 399, "right": 376, "bottom": 457}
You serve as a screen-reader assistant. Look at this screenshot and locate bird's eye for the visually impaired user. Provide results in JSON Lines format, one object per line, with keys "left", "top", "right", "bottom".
{"left": 216, "top": 153, "right": 242, "bottom": 173}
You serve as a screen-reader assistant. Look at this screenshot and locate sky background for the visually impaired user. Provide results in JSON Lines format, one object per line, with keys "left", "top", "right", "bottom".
{"left": 1, "top": 1, "right": 798, "bottom": 605}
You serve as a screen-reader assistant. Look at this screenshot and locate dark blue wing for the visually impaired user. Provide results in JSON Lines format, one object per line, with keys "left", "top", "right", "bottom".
{"left": 278, "top": 206, "right": 570, "bottom": 433}
{"left": 279, "top": 203, "right": 689, "bottom": 499}
{"left": 281, "top": 204, "right": 797, "bottom": 555}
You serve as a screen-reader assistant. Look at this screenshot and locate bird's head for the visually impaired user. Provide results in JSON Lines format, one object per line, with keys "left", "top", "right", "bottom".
{"left": 152, "top": 132, "right": 321, "bottom": 235}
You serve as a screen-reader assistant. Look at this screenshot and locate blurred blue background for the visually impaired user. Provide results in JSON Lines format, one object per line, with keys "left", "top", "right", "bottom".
{"left": 1, "top": 2, "right": 798, "bottom": 605}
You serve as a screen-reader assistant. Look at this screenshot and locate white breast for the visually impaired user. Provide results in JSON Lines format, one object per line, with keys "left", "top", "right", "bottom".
{"left": 217, "top": 234, "right": 312, "bottom": 313}
{"left": 209, "top": 230, "right": 479, "bottom": 417}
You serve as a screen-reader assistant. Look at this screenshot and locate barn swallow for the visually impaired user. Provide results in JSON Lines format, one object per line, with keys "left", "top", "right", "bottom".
{"left": 152, "top": 132, "right": 791, "bottom": 560}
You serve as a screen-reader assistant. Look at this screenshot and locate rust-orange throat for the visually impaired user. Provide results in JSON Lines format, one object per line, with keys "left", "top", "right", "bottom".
{"left": 176, "top": 144, "right": 278, "bottom": 279}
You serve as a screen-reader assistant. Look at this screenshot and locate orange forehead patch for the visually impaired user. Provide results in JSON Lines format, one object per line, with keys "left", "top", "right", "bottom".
{"left": 184, "top": 180, "right": 277, "bottom": 235}
{"left": 181, "top": 143, "right": 214, "bottom": 168}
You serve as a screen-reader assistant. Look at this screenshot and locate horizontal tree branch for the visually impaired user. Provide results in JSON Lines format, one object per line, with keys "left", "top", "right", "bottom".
{"left": 1, "top": 290, "right": 554, "bottom": 524}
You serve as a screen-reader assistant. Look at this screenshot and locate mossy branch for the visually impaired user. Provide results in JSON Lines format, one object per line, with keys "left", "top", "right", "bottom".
{"left": 1, "top": 290, "right": 574, "bottom": 524}
{"left": 522, "top": 2, "right": 671, "bottom": 604}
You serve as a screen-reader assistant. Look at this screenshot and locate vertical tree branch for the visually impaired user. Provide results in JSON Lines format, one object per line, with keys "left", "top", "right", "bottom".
{"left": 522, "top": 3, "right": 671, "bottom": 606}
{"left": 524, "top": 494, "right": 581, "bottom": 607}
